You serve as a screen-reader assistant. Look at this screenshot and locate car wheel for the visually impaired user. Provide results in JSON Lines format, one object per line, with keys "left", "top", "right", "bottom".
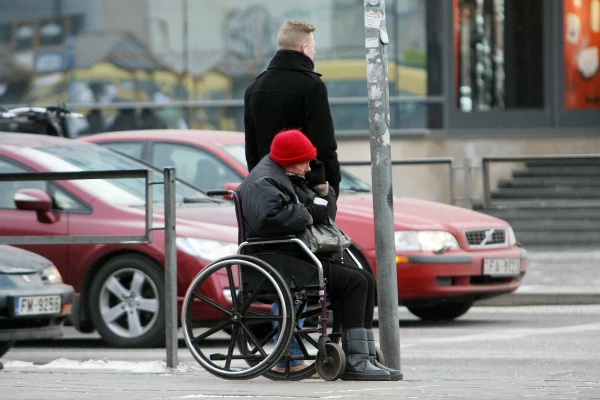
{"left": 0, "top": 341, "right": 15, "bottom": 358}
{"left": 406, "top": 300, "right": 474, "bottom": 321}
{"left": 89, "top": 254, "right": 165, "bottom": 348}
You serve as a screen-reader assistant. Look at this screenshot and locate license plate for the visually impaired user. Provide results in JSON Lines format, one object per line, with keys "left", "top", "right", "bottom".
{"left": 483, "top": 258, "right": 520, "bottom": 277}
{"left": 14, "top": 296, "right": 61, "bottom": 316}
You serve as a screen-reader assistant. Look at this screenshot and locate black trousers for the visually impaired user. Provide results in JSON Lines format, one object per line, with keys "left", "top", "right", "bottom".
{"left": 251, "top": 249, "right": 376, "bottom": 330}
{"left": 323, "top": 258, "right": 375, "bottom": 330}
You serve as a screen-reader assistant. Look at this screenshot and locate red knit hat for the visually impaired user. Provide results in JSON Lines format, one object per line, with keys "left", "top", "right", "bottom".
{"left": 269, "top": 129, "right": 317, "bottom": 167}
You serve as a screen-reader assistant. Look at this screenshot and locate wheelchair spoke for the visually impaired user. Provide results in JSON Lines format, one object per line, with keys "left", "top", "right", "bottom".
{"left": 192, "top": 319, "right": 231, "bottom": 343}
{"left": 295, "top": 300, "right": 308, "bottom": 321}
{"left": 194, "top": 292, "right": 233, "bottom": 316}
{"left": 239, "top": 277, "right": 267, "bottom": 314}
{"left": 240, "top": 322, "right": 268, "bottom": 358}
{"left": 225, "top": 265, "right": 239, "bottom": 312}
{"left": 297, "top": 331, "right": 319, "bottom": 349}
{"left": 295, "top": 332, "right": 312, "bottom": 358}
{"left": 224, "top": 323, "right": 239, "bottom": 370}
{"left": 298, "top": 307, "right": 322, "bottom": 320}
{"left": 243, "top": 313, "right": 283, "bottom": 321}
{"left": 281, "top": 358, "right": 291, "bottom": 378}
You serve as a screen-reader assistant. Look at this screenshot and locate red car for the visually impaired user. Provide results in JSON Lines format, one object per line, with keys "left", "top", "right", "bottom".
{"left": 82, "top": 130, "right": 528, "bottom": 320}
{"left": 0, "top": 133, "right": 246, "bottom": 348}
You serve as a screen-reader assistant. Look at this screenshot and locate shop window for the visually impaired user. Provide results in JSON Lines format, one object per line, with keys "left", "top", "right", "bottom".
{"left": 15, "top": 24, "right": 35, "bottom": 52}
{"left": 564, "top": 0, "right": 600, "bottom": 110}
{"left": 455, "top": 0, "right": 544, "bottom": 111}
{"left": 39, "top": 22, "right": 64, "bottom": 47}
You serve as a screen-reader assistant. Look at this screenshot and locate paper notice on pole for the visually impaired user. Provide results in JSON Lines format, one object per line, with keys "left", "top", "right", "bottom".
{"left": 365, "top": 10, "right": 381, "bottom": 29}
{"left": 366, "top": 37, "right": 379, "bottom": 48}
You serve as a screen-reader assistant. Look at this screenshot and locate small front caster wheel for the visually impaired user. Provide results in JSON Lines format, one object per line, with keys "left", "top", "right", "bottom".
{"left": 316, "top": 342, "right": 346, "bottom": 381}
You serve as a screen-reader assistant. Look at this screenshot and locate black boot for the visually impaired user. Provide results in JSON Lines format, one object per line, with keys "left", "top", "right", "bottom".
{"left": 341, "top": 328, "right": 391, "bottom": 381}
{"left": 366, "top": 329, "right": 403, "bottom": 381}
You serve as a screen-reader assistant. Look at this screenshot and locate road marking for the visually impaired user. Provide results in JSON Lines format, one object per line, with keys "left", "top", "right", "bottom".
{"left": 401, "top": 322, "right": 600, "bottom": 348}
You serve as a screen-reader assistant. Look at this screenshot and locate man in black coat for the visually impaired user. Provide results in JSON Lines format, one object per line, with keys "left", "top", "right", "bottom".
{"left": 244, "top": 20, "right": 342, "bottom": 200}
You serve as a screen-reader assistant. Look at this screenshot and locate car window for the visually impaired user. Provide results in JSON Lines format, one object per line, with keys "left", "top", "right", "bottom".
{"left": 99, "top": 141, "right": 144, "bottom": 159}
{"left": 18, "top": 144, "right": 211, "bottom": 206}
{"left": 50, "top": 185, "right": 89, "bottom": 212}
{"left": 0, "top": 158, "right": 46, "bottom": 209}
{"left": 152, "top": 142, "right": 242, "bottom": 190}
{"left": 222, "top": 144, "right": 247, "bottom": 168}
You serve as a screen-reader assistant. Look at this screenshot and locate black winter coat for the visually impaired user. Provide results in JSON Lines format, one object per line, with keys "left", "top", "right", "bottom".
{"left": 244, "top": 50, "right": 341, "bottom": 197}
{"left": 236, "top": 155, "right": 336, "bottom": 240}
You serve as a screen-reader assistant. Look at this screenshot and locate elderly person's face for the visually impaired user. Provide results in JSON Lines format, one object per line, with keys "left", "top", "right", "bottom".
{"left": 285, "top": 160, "right": 311, "bottom": 176}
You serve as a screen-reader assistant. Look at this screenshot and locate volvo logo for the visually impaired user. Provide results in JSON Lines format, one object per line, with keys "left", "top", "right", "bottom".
{"left": 480, "top": 229, "right": 495, "bottom": 245}
{"left": 21, "top": 275, "right": 32, "bottom": 283}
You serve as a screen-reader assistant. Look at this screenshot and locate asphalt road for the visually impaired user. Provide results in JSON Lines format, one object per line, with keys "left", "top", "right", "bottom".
{"left": 5, "top": 304, "right": 600, "bottom": 382}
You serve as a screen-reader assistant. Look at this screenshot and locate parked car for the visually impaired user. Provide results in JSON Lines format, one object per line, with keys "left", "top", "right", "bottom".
{"left": 0, "top": 245, "right": 74, "bottom": 362}
{"left": 0, "top": 133, "right": 250, "bottom": 348}
{"left": 82, "top": 130, "right": 529, "bottom": 320}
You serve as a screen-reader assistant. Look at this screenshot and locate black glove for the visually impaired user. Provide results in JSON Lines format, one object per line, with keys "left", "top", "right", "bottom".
{"left": 307, "top": 202, "right": 329, "bottom": 225}
{"left": 305, "top": 158, "right": 326, "bottom": 186}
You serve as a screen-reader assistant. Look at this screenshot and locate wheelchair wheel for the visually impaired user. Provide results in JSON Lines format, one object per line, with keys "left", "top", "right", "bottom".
{"left": 259, "top": 299, "right": 342, "bottom": 381}
{"left": 182, "top": 255, "right": 295, "bottom": 380}
{"left": 316, "top": 342, "right": 346, "bottom": 381}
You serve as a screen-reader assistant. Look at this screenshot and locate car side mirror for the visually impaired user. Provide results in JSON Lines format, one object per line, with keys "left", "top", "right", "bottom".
{"left": 14, "top": 189, "right": 52, "bottom": 212}
{"left": 223, "top": 182, "right": 240, "bottom": 200}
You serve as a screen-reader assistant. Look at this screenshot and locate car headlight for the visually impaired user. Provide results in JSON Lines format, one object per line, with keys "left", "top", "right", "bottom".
{"left": 39, "top": 265, "right": 63, "bottom": 284}
{"left": 507, "top": 226, "right": 517, "bottom": 246}
{"left": 176, "top": 237, "right": 238, "bottom": 261}
{"left": 395, "top": 231, "right": 460, "bottom": 252}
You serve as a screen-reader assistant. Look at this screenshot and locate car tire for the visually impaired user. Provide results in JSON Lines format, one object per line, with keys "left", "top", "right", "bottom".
{"left": 0, "top": 341, "right": 15, "bottom": 358}
{"left": 89, "top": 254, "right": 165, "bottom": 348}
{"left": 406, "top": 300, "right": 474, "bottom": 321}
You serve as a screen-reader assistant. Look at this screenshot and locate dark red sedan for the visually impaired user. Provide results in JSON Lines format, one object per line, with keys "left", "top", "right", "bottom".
{"left": 0, "top": 133, "right": 245, "bottom": 348}
{"left": 83, "top": 130, "right": 528, "bottom": 321}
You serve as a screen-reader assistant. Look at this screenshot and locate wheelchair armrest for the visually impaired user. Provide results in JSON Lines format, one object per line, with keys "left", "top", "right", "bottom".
{"left": 246, "top": 235, "right": 296, "bottom": 243}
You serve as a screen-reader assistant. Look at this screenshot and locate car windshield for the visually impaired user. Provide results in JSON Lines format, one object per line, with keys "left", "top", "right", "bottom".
{"left": 222, "top": 144, "right": 247, "bottom": 168}
{"left": 222, "top": 143, "right": 371, "bottom": 193}
{"left": 20, "top": 144, "right": 212, "bottom": 206}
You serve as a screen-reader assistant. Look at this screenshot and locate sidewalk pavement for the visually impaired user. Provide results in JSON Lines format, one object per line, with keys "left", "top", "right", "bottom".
{"left": 476, "top": 248, "right": 600, "bottom": 306}
{"left": 1, "top": 365, "right": 599, "bottom": 400}
{"left": 1, "top": 249, "right": 599, "bottom": 399}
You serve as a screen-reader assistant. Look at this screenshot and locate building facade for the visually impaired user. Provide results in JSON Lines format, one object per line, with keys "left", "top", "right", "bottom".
{"left": 0, "top": 0, "right": 598, "bottom": 204}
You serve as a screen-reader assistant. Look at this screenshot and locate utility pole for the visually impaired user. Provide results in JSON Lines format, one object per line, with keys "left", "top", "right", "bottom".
{"left": 363, "top": 0, "right": 402, "bottom": 373}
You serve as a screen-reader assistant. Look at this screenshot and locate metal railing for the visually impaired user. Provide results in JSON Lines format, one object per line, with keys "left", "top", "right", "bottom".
{"left": 0, "top": 168, "right": 179, "bottom": 368}
{"left": 482, "top": 154, "right": 600, "bottom": 208}
{"left": 340, "top": 157, "right": 456, "bottom": 205}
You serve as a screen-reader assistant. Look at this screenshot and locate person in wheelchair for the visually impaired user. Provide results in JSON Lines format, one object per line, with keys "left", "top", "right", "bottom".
{"left": 236, "top": 129, "right": 401, "bottom": 381}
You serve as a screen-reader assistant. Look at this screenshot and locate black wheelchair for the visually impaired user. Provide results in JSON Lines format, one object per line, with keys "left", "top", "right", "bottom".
{"left": 181, "top": 190, "right": 382, "bottom": 381}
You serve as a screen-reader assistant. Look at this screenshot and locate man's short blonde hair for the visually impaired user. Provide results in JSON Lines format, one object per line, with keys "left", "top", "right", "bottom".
{"left": 277, "top": 20, "right": 316, "bottom": 50}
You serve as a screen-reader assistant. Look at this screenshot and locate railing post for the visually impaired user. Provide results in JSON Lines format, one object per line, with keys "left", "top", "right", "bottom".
{"left": 482, "top": 158, "right": 490, "bottom": 208}
{"left": 463, "top": 158, "right": 473, "bottom": 209}
{"left": 146, "top": 169, "right": 154, "bottom": 244}
{"left": 163, "top": 167, "right": 178, "bottom": 369}
{"left": 449, "top": 163, "right": 456, "bottom": 205}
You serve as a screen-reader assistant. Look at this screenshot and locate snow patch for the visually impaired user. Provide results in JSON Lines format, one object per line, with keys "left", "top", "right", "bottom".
{"left": 3, "top": 358, "right": 204, "bottom": 374}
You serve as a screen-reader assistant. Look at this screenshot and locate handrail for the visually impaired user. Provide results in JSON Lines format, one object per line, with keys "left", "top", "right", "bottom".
{"left": 340, "top": 158, "right": 456, "bottom": 205}
{"left": 0, "top": 167, "right": 179, "bottom": 368}
{"left": 0, "top": 169, "right": 153, "bottom": 245}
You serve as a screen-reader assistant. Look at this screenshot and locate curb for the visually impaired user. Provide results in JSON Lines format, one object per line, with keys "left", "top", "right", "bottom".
{"left": 475, "top": 291, "right": 600, "bottom": 306}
